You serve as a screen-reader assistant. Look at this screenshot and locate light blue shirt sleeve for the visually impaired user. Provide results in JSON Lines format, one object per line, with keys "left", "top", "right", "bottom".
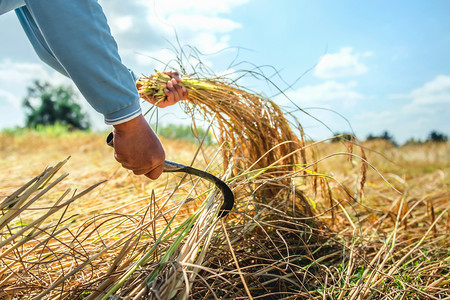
{"left": 14, "top": 0, "right": 141, "bottom": 125}
{"left": 0, "top": 0, "right": 25, "bottom": 14}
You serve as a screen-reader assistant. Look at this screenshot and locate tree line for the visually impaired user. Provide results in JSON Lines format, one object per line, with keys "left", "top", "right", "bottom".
{"left": 331, "top": 130, "right": 448, "bottom": 146}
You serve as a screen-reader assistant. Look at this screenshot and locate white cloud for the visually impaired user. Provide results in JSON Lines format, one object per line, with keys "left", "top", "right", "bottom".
{"left": 0, "top": 89, "right": 19, "bottom": 107}
{"left": 145, "top": 0, "right": 251, "bottom": 16}
{"left": 314, "top": 47, "right": 371, "bottom": 79}
{"left": 0, "top": 60, "right": 48, "bottom": 82}
{"left": 406, "top": 75, "right": 450, "bottom": 105}
{"left": 188, "top": 32, "right": 232, "bottom": 53}
{"left": 98, "top": 0, "right": 250, "bottom": 74}
{"left": 166, "top": 15, "right": 241, "bottom": 33}
{"left": 112, "top": 16, "right": 134, "bottom": 33}
{"left": 0, "top": 60, "right": 72, "bottom": 86}
{"left": 132, "top": 48, "right": 176, "bottom": 70}
{"left": 390, "top": 75, "right": 450, "bottom": 115}
{"left": 357, "top": 75, "right": 450, "bottom": 143}
{"left": 280, "top": 80, "right": 364, "bottom": 108}
{"left": 0, "top": 61, "right": 43, "bottom": 127}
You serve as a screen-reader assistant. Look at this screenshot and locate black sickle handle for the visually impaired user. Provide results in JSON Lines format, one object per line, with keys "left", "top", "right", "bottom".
{"left": 106, "top": 132, "right": 234, "bottom": 217}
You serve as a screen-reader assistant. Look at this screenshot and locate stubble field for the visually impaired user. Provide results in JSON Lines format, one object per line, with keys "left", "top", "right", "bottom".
{"left": 0, "top": 130, "right": 448, "bottom": 299}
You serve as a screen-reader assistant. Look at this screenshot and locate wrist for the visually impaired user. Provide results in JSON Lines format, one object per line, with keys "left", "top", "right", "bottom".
{"left": 113, "top": 114, "right": 145, "bottom": 132}
{"left": 104, "top": 101, "right": 141, "bottom": 125}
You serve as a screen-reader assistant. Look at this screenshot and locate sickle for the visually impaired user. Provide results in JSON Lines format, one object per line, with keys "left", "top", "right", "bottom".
{"left": 106, "top": 132, "right": 234, "bottom": 217}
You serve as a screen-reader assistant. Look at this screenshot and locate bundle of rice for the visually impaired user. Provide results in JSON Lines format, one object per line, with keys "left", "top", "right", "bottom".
{"left": 137, "top": 71, "right": 312, "bottom": 216}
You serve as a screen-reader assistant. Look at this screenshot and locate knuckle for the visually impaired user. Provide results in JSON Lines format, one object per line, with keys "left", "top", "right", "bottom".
{"left": 133, "top": 169, "right": 146, "bottom": 175}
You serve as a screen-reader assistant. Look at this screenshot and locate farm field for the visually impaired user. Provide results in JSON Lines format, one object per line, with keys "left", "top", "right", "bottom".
{"left": 0, "top": 130, "right": 449, "bottom": 299}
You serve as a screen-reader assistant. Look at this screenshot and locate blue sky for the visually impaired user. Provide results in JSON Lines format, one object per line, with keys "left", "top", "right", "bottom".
{"left": 1, "top": 0, "right": 449, "bottom": 144}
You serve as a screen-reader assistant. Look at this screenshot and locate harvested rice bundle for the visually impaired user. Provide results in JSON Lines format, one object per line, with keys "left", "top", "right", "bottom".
{"left": 138, "top": 72, "right": 306, "bottom": 207}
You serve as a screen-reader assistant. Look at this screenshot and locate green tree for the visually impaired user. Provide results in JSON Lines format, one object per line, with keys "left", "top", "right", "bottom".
{"left": 23, "top": 80, "right": 90, "bottom": 130}
{"left": 330, "top": 132, "right": 355, "bottom": 143}
{"left": 366, "top": 130, "right": 397, "bottom": 146}
{"left": 427, "top": 130, "right": 448, "bottom": 143}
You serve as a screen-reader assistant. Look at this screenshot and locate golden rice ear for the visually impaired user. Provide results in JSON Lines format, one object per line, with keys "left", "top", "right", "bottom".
{"left": 138, "top": 70, "right": 306, "bottom": 208}
{"left": 137, "top": 73, "right": 170, "bottom": 106}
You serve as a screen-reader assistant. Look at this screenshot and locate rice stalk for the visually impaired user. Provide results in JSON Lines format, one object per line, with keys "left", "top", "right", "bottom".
{"left": 0, "top": 158, "right": 104, "bottom": 298}
{"left": 138, "top": 71, "right": 303, "bottom": 204}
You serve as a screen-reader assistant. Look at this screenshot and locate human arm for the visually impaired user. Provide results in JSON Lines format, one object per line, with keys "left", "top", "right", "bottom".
{"left": 16, "top": 0, "right": 141, "bottom": 124}
{"left": 15, "top": 0, "right": 186, "bottom": 179}
{"left": 16, "top": 2, "right": 188, "bottom": 122}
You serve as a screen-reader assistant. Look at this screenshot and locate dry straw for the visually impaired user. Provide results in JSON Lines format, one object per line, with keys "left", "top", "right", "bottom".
{"left": 138, "top": 72, "right": 312, "bottom": 214}
{"left": 1, "top": 66, "right": 448, "bottom": 299}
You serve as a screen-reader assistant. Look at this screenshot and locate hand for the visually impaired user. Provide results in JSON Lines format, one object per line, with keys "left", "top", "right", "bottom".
{"left": 137, "top": 71, "right": 188, "bottom": 108}
{"left": 112, "top": 114, "right": 165, "bottom": 179}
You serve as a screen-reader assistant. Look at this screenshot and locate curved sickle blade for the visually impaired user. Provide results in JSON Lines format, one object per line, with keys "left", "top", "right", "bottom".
{"left": 107, "top": 132, "right": 234, "bottom": 217}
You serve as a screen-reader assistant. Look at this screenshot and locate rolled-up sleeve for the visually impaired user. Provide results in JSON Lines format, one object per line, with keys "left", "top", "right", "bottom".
{"left": 15, "top": 0, "right": 141, "bottom": 125}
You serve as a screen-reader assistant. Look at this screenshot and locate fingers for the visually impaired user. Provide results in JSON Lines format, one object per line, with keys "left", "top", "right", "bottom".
{"left": 165, "top": 72, "right": 188, "bottom": 100}
{"left": 167, "top": 78, "right": 186, "bottom": 99}
{"left": 164, "top": 71, "right": 181, "bottom": 83}
{"left": 144, "top": 162, "right": 165, "bottom": 180}
{"left": 161, "top": 78, "right": 187, "bottom": 107}
{"left": 116, "top": 154, "right": 165, "bottom": 179}
{"left": 138, "top": 71, "right": 188, "bottom": 108}
{"left": 132, "top": 161, "right": 165, "bottom": 178}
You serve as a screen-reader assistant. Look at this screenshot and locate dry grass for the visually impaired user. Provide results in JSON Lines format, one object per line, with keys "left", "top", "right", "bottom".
{"left": 0, "top": 72, "right": 449, "bottom": 299}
